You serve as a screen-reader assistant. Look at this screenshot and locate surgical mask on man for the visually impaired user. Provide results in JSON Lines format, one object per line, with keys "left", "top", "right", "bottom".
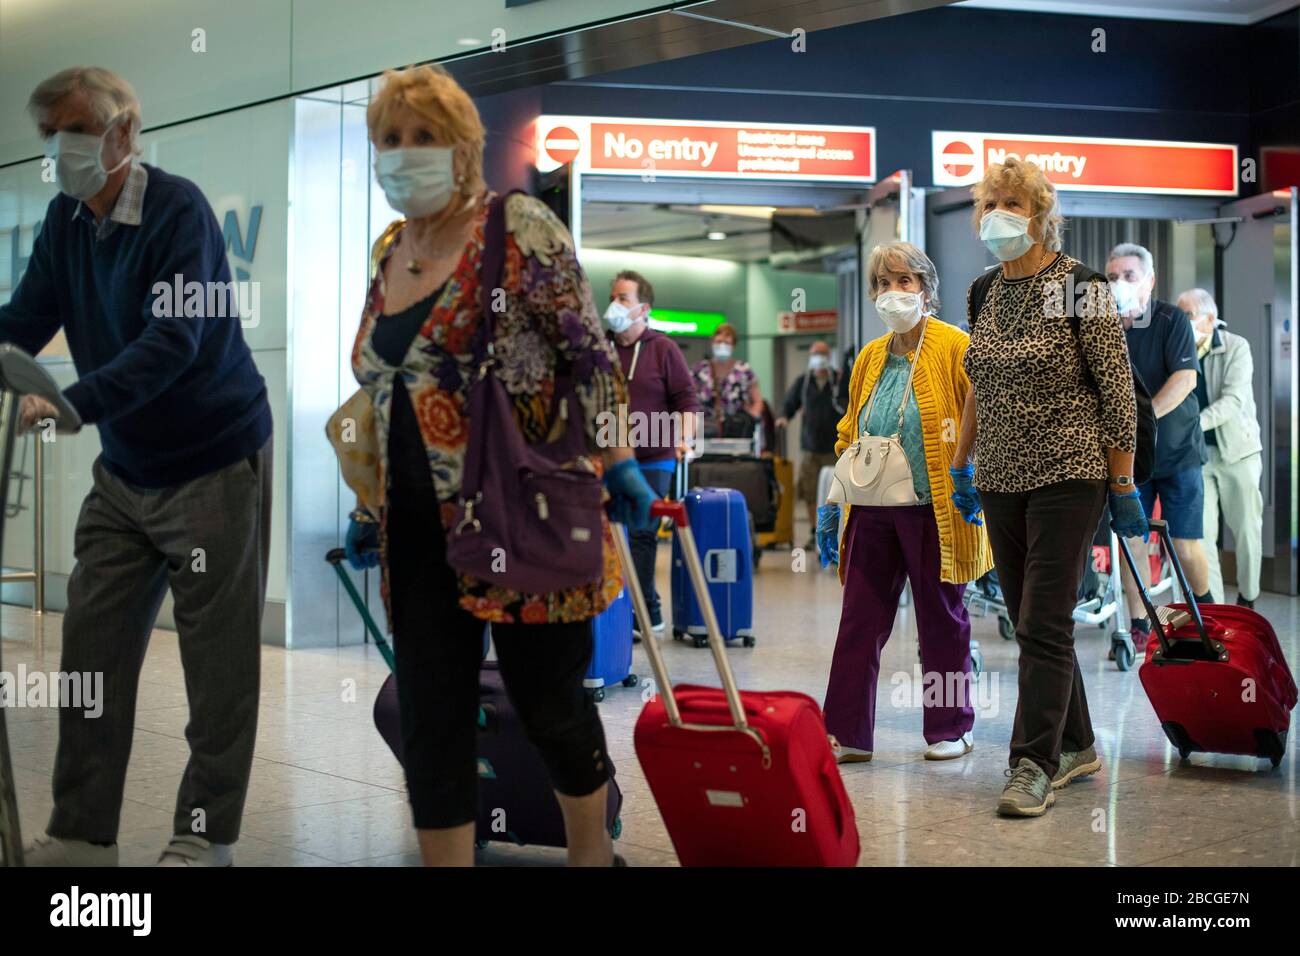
{"left": 45, "top": 114, "right": 131, "bottom": 201}
{"left": 808, "top": 353, "right": 830, "bottom": 371}
{"left": 712, "top": 342, "right": 733, "bottom": 361}
{"left": 604, "top": 300, "right": 637, "bottom": 334}
{"left": 875, "top": 291, "right": 924, "bottom": 334}
{"left": 1110, "top": 279, "right": 1142, "bottom": 316}
{"left": 979, "top": 210, "right": 1034, "bottom": 262}
{"left": 375, "top": 146, "right": 455, "bottom": 218}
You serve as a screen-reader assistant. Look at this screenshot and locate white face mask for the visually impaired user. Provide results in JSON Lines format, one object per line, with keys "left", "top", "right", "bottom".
{"left": 712, "top": 343, "right": 733, "bottom": 361}
{"left": 808, "top": 354, "right": 830, "bottom": 371}
{"left": 375, "top": 146, "right": 455, "bottom": 219}
{"left": 875, "top": 291, "right": 924, "bottom": 334}
{"left": 46, "top": 114, "right": 130, "bottom": 201}
{"left": 979, "top": 209, "right": 1034, "bottom": 262}
{"left": 605, "top": 300, "right": 637, "bottom": 334}
{"left": 1110, "top": 279, "right": 1142, "bottom": 316}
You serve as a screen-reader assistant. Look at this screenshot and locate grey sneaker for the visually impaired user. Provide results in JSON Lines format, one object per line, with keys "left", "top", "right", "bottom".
{"left": 156, "top": 835, "right": 233, "bottom": 867}
{"left": 22, "top": 833, "right": 119, "bottom": 867}
{"left": 1052, "top": 745, "right": 1101, "bottom": 790}
{"left": 997, "top": 758, "right": 1055, "bottom": 817}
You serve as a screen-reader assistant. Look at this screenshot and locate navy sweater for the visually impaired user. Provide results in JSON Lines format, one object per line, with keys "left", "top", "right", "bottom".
{"left": 0, "top": 165, "right": 271, "bottom": 487}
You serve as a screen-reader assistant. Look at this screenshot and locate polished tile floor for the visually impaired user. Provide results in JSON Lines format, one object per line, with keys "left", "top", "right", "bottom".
{"left": 3, "top": 535, "right": 1297, "bottom": 867}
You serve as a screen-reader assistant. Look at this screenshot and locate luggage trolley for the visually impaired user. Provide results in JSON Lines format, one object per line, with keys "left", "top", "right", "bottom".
{"left": 1073, "top": 518, "right": 1175, "bottom": 671}
{"left": 0, "top": 345, "right": 83, "bottom": 867}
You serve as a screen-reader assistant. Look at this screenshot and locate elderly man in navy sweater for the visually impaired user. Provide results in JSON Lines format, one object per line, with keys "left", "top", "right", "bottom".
{"left": 1, "top": 68, "right": 272, "bottom": 867}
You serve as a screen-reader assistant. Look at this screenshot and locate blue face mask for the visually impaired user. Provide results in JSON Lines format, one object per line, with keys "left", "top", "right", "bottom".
{"left": 979, "top": 209, "right": 1035, "bottom": 262}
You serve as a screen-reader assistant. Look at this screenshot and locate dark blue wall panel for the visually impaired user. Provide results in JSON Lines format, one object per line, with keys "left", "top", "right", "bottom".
{"left": 512, "top": 5, "right": 1294, "bottom": 193}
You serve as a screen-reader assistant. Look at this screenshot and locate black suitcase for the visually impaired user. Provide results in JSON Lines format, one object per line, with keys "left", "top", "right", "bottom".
{"left": 326, "top": 549, "right": 622, "bottom": 849}
{"left": 689, "top": 455, "right": 779, "bottom": 532}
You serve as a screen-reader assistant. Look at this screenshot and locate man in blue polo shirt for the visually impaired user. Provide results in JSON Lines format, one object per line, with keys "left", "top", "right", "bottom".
{"left": 1107, "top": 243, "right": 1212, "bottom": 642}
{"left": 1, "top": 67, "right": 272, "bottom": 867}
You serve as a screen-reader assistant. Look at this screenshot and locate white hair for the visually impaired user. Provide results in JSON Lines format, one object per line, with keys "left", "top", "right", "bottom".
{"left": 1178, "top": 287, "right": 1219, "bottom": 322}
{"left": 1108, "top": 242, "right": 1154, "bottom": 277}
{"left": 27, "top": 66, "right": 142, "bottom": 155}
{"left": 866, "top": 240, "right": 941, "bottom": 310}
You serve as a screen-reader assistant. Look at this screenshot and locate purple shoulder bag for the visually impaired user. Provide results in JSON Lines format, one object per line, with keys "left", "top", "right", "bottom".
{"left": 444, "top": 191, "right": 605, "bottom": 595}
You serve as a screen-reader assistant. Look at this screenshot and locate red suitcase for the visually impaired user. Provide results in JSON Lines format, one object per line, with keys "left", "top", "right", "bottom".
{"left": 617, "top": 501, "right": 860, "bottom": 867}
{"left": 1119, "top": 520, "right": 1297, "bottom": 767}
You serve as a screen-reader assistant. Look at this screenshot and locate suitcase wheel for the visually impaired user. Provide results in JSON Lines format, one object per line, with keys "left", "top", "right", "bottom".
{"left": 1162, "top": 722, "right": 1196, "bottom": 761}
{"left": 672, "top": 629, "right": 684, "bottom": 642}
{"left": 997, "top": 615, "right": 1015, "bottom": 641}
{"left": 622, "top": 673, "right": 639, "bottom": 688}
{"left": 1255, "top": 729, "right": 1286, "bottom": 768}
{"left": 1112, "top": 634, "right": 1135, "bottom": 672}
{"left": 692, "top": 634, "right": 709, "bottom": 649}
{"left": 742, "top": 635, "right": 756, "bottom": 648}
{"left": 587, "top": 687, "right": 606, "bottom": 703}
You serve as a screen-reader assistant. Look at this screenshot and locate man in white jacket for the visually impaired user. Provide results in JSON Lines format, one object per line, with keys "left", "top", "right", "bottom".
{"left": 1178, "top": 288, "right": 1264, "bottom": 608}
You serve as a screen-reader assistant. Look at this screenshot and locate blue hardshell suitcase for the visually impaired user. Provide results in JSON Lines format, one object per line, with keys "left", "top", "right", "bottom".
{"left": 585, "top": 582, "right": 639, "bottom": 700}
{"left": 671, "top": 487, "right": 756, "bottom": 648}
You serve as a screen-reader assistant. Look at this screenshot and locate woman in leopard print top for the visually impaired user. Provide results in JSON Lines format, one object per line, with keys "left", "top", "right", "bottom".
{"left": 950, "top": 157, "right": 1143, "bottom": 819}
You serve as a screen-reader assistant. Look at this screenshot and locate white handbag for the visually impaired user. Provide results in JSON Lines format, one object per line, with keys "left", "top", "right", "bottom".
{"left": 826, "top": 322, "right": 926, "bottom": 508}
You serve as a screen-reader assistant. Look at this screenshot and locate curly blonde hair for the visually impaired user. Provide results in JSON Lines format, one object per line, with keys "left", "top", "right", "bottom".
{"left": 366, "top": 64, "right": 486, "bottom": 198}
{"left": 971, "top": 156, "right": 1064, "bottom": 252}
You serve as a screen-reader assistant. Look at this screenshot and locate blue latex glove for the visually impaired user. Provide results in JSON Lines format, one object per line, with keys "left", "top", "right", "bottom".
{"left": 1108, "top": 490, "right": 1149, "bottom": 539}
{"left": 816, "top": 504, "right": 840, "bottom": 568}
{"left": 604, "top": 458, "right": 658, "bottom": 531}
{"left": 345, "top": 515, "right": 381, "bottom": 571}
{"left": 949, "top": 464, "right": 984, "bottom": 527}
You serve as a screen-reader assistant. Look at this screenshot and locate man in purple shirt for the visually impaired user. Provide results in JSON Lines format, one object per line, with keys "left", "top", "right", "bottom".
{"left": 604, "top": 271, "right": 699, "bottom": 634}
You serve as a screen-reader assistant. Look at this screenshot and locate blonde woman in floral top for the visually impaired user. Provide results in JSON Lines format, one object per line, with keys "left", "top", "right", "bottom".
{"left": 347, "top": 66, "right": 656, "bottom": 867}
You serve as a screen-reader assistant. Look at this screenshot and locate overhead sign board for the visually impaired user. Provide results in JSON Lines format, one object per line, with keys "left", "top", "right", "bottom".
{"left": 777, "top": 310, "right": 838, "bottom": 333}
{"left": 537, "top": 115, "right": 876, "bottom": 183}
{"left": 932, "top": 130, "right": 1238, "bottom": 196}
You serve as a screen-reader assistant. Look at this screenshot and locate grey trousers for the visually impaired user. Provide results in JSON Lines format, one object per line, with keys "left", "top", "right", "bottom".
{"left": 48, "top": 438, "right": 272, "bottom": 845}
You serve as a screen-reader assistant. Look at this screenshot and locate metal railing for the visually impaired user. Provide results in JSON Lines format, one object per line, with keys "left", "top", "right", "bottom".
{"left": 1, "top": 433, "right": 44, "bottom": 613}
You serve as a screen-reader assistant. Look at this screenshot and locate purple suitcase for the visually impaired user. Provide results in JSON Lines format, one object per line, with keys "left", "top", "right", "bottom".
{"left": 329, "top": 548, "right": 623, "bottom": 849}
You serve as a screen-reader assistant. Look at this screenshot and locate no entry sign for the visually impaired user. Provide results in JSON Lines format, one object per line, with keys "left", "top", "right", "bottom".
{"left": 932, "top": 130, "right": 1238, "bottom": 196}
{"left": 536, "top": 115, "right": 876, "bottom": 183}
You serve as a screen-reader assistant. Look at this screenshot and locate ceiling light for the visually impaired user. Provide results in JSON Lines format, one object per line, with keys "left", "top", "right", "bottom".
{"left": 707, "top": 231, "right": 727, "bottom": 241}
{"left": 456, "top": 37, "right": 483, "bottom": 46}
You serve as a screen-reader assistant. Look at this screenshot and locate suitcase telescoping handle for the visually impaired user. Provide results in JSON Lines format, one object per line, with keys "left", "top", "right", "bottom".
{"left": 325, "top": 548, "right": 397, "bottom": 672}
{"left": 611, "top": 502, "right": 770, "bottom": 765}
{"left": 1115, "top": 519, "right": 1223, "bottom": 662}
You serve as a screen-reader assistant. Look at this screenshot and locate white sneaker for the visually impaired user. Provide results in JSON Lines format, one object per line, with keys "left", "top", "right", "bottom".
{"left": 22, "top": 833, "right": 119, "bottom": 867}
{"left": 651, "top": 621, "right": 666, "bottom": 634}
{"left": 925, "top": 732, "right": 974, "bottom": 761}
{"left": 156, "top": 835, "right": 233, "bottom": 867}
{"left": 828, "top": 735, "right": 872, "bottom": 764}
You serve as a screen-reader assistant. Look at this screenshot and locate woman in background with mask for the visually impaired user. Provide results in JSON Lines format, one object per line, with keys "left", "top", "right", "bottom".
{"left": 692, "top": 323, "right": 765, "bottom": 438}
{"left": 949, "top": 157, "right": 1141, "bottom": 818}
{"left": 348, "top": 65, "right": 656, "bottom": 866}
{"left": 817, "top": 241, "right": 993, "bottom": 765}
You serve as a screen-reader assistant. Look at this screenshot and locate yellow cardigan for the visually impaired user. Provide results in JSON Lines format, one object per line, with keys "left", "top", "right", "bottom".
{"left": 835, "top": 317, "right": 994, "bottom": 585}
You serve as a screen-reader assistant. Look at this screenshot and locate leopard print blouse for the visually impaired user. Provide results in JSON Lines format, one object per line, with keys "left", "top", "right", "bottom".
{"left": 963, "top": 253, "right": 1136, "bottom": 494}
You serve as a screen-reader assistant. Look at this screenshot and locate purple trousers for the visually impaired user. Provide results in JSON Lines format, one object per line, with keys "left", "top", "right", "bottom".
{"left": 823, "top": 504, "right": 973, "bottom": 751}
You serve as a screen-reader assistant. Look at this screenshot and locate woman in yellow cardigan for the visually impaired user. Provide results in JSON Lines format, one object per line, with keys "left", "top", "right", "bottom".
{"left": 817, "top": 241, "right": 993, "bottom": 763}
